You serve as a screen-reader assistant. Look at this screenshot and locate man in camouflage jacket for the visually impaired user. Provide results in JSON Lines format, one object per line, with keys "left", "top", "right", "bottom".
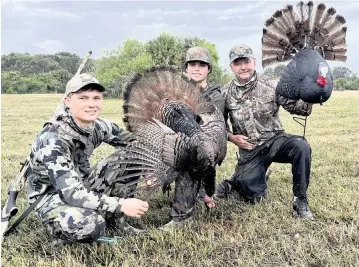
{"left": 161, "top": 46, "right": 226, "bottom": 229}
{"left": 183, "top": 46, "right": 225, "bottom": 114}
{"left": 28, "top": 73, "right": 149, "bottom": 243}
{"left": 215, "top": 44, "right": 313, "bottom": 219}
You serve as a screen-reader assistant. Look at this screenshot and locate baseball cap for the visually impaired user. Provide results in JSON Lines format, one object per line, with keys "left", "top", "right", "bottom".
{"left": 65, "top": 73, "right": 105, "bottom": 95}
{"left": 229, "top": 44, "right": 254, "bottom": 64}
{"left": 185, "top": 46, "right": 211, "bottom": 64}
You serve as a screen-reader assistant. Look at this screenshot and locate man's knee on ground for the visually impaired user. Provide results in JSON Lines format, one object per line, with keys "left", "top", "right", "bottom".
{"left": 232, "top": 166, "right": 267, "bottom": 200}
{"left": 51, "top": 207, "right": 106, "bottom": 242}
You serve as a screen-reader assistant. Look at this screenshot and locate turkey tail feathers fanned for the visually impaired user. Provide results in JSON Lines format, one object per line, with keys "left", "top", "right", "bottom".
{"left": 123, "top": 66, "right": 205, "bottom": 132}
{"left": 262, "top": 1, "right": 347, "bottom": 67}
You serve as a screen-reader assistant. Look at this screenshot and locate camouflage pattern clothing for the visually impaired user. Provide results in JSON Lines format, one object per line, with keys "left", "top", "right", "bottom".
{"left": 222, "top": 72, "right": 312, "bottom": 147}
{"left": 171, "top": 87, "right": 225, "bottom": 220}
{"left": 170, "top": 46, "right": 226, "bottom": 220}
{"left": 202, "top": 84, "right": 225, "bottom": 114}
{"left": 229, "top": 44, "right": 254, "bottom": 63}
{"left": 219, "top": 72, "right": 312, "bottom": 201}
{"left": 184, "top": 46, "right": 224, "bottom": 112}
{"left": 28, "top": 105, "right": 136, "bottom": 242}
{"left": 185, "top": 46, "right": 211, "bottom": 65}
{"left": 65, "top": 73, "right": 105, "bottom": 95}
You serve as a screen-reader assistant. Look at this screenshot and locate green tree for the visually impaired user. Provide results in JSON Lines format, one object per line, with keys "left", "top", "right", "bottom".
{"left": 54, "top": 52, "right": 81, "bottom": 75}
{"left": 95, "top": 39, "right": 153, "bottom": 98}
{"left": 262, "top": 67, "right": 274, "bottom": 77}
{"left": 1, "top": 33, "right": 236, "bottom": 95}
{"left": 332, "top": 66, "right": 353, "bottom": 80}
{"left": 334, "top": 78, "right": 346, "bottom": 91}
{"left": 30, "top": 55, "right": 60, "bottom": 74}
{"left": 146, "top": 33, "right": 184, "bottom": 66}
{"left": 262, "top": 64, "right": 285, "bottom": 78}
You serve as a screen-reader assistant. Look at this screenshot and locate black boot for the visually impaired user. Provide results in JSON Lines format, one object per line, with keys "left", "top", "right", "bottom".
{"left": 293, "top": 197, "right": 313, "bottom": 219}
{"left": 107, "top": 216, "right": 146, "bottom": 235}
{"left": 214, "top": 180, "right": 232, "bottom": 198}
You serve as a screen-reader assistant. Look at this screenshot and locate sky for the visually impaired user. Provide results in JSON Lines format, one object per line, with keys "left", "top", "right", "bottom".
{"left": 1, "top": 0, "right": 359, "bottom": 73}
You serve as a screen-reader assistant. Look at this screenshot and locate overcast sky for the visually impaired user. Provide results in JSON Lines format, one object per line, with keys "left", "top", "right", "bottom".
{"left": 2, "top": 0, "right": 359, "bottom": 73}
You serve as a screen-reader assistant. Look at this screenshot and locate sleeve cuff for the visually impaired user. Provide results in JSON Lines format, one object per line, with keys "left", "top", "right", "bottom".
{"left": 114, "top": 198, "right": 125, "bottom": 214}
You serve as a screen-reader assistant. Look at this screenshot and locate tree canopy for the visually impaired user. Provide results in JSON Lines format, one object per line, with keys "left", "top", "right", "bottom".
{"left": 94, "top": 33, "right": 232, "bottom": 98}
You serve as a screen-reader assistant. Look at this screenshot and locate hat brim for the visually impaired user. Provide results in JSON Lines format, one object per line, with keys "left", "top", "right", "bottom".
{"left": 186, "top": 59, "right": 211, "bottom": 64}
{"left": 77, "top": 82, "right": 106, "bottom": 92}
{"left": 230, "top": 55, "right": 254, "bottom": 64}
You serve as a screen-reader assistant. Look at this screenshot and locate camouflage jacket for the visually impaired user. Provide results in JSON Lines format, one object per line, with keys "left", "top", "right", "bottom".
{"left": 223, "top": 73, "right": 312, "bottom": 147}
{"left": 28, "top": 105, "right": 135, "bottom": 213}
{"left": 202, "top": 84, "right": 225, "bottom": 114}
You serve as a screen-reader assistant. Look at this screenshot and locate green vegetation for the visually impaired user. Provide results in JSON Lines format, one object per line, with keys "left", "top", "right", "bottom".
{"left": 1, "top": 34, "right": 232, "bottom": 98}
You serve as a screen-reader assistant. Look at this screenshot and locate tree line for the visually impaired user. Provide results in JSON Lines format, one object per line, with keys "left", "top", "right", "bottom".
{"left": 1, "top": 34, "right": 232, "bottom": 98}
{"left": 2, "top": 33, "right": 358, "bottom": 97}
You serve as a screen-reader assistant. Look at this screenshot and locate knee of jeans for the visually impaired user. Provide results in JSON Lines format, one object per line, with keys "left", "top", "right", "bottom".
{"left": 54, "top": 208, "right": 106, "bottom": 242}
{"left": 293, "top": 138, "right": 311, "bottom": 156}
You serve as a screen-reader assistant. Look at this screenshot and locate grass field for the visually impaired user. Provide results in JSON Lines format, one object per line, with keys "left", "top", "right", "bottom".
{"left": 1, "top": 91, "right": 359, "bottom": 267}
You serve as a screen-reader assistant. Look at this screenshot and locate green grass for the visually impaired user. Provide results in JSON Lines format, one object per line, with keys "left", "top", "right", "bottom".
{"left": 1, "top": 92, "right": 359, "bottom": 267}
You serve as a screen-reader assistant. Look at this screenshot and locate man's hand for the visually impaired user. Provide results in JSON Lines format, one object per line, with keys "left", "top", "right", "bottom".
{"left": 229, "top": 134, "right": 254, "bottom": 150}
{"left": 120, "top": 198, "right": 149, "bottom": 218}
{"left": 202, "top": 195, "right": 215, "bottom": 209}
{"left": 145, "top": 176, "right": 157, "bottom": 189}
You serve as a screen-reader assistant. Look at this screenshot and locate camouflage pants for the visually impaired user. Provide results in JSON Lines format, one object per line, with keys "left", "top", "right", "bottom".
{"left": 35, "top": 153, "right": 137, "bottom": 243}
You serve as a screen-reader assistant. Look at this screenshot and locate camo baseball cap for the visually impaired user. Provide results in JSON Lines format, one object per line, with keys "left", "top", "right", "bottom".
{"left": 185, "top": 46, "right": 211, "bottom": 64}
{"left": 229, "top": 44, "right": 254, "bottom": 64}
{"left": 65, "top": 73, "right": 105, "bottom": 95}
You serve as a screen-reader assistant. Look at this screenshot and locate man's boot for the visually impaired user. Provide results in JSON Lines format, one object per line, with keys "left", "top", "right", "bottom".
{"left": 213, "top": 180, "right": 232, "bottom": 198}
{"left": 107, "top": 216, "right": 146, "bottom": 235}
{"left": 293, "top": 197, "right": 314, "bottom": 219}
{"left": 158, "top": 216, "right": 192, "bottom": 231}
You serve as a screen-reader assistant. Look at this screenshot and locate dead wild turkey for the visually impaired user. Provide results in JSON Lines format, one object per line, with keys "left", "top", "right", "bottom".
{"left": 262, "top": 1, "right": 347, "bottom": 104}
{"left": 106, "top": 66, "right": 227, "bottom": 199}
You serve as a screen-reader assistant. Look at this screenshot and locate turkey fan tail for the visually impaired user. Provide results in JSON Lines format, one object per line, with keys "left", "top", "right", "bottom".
{"left": 317, "top": 26, "right": 347, "bottom": 62}
{"left": 262, "top": 1, "right": 348, "bottom": 67}
{"left": 311, "top": 4, "right": 347, "bottom": 62}
{"left": 261, "top": 28, "right": 295, "bottom": 68}
{"left": 123, "top": 66, "right": 203, "bottom": 132}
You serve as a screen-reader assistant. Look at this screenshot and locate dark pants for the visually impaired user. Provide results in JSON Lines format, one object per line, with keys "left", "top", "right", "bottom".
{"left": 228, "top": 133, "right": 311, "bottom": 202}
